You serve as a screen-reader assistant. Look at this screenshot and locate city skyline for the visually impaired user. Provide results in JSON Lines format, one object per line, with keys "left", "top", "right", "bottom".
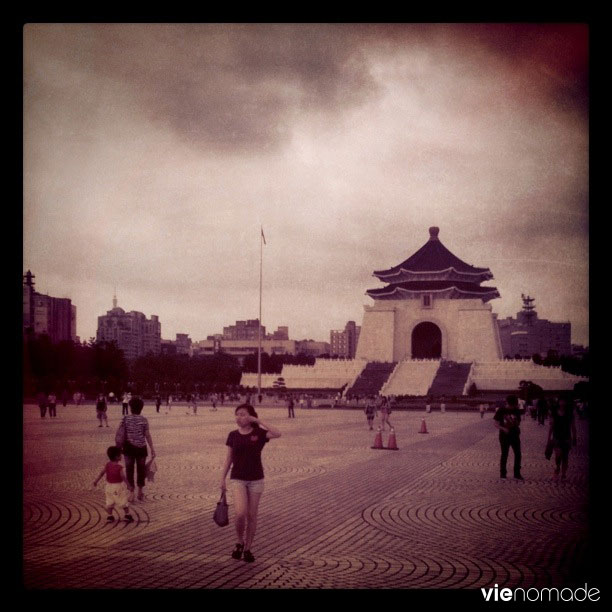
{"left": 24, "top": 24, "right": 589, "bottom": 346}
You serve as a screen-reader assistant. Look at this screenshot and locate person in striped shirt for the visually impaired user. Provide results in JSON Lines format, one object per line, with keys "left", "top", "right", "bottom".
{"left": 120, "top": 396, "right": 156, "bottom": 501}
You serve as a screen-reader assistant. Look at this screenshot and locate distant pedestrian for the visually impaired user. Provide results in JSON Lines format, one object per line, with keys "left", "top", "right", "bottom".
{"left": 96, "top": 393, "right": 109, "bottom": 428}
{"left": 494, "top": 395, "right": 523, "bottom": 480}
{"left": 365, "top": 400, "right": 377, "bottom": 430}
{"left": 211, "top": 393, "right": 218, "bottom": 411}
{"left": 537, "top": 398, "right": 548, "bottom": 425}
{"left": 61, "top": 390, "right": 69, "bottom": 407}
{"left": 548, "top": 395, "right": 577, "bottom": 481}
{"left": 220, "top": 403, "right": 281, "bottom": 564}
{"left": 192, "top": 394, "right": 198, "bottom": 415}
{"left": 37, "top": 391, "right": 47, "bottom": 418}
{"left": 479, "top": 403, "right": 486, "bottom": 419}
{"left": 166, "top": 395, "right": 173, "bottom": 413}
{"left": 47, "top": 392, "right": 57, "bottom": 418}
{"left": 93, "top": 446, "right": 134, "bottom": 523}
{"left": 286, "top": 395, "right": 295, "bottom": 418}
{"left": 379, "top": 396, "right": 393, "bottom": 431}
{"left": 155, "top": 394, "right": 162, "bottom": 413}
{"left": 121, "top": 392, "right": 131, "bottom": 416}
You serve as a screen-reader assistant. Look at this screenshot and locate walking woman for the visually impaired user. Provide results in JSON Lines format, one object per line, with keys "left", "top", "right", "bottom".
{"left": 220, "top": 404, "right": 281, "bottom": 563}
{"left": 548, "top": 394, "right": 577, "bottom": 480}
{"left": 379, "top": 396, "right": 393, "bottom": 431}
{"left": 120, "top": 396, "right": 156, "bottom": 501}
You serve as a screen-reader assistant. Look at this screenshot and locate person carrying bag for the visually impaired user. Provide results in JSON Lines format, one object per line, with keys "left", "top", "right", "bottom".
{"left": 213, "top": 490, "right": 229, "bottom": 527}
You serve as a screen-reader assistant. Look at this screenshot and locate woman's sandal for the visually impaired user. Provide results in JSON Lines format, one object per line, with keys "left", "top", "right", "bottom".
{"left": 243, "top": 550, "right": 255, "bottom": 563}
{"left": 231, "top": 543, "right": 244, "bottom": 560}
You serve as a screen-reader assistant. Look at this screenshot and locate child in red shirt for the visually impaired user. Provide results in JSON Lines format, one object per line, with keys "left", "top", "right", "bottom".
{"left": 93, "top": 446, "right": 134, "bottom": 522}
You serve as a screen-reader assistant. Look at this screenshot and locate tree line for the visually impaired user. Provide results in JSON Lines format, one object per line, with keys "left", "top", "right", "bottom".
{"left": 23, "top": 335, "right": 316, "bottom": 399}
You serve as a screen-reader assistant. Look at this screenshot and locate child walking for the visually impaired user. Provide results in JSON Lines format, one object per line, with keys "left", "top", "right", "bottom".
{"left": 93, "top": 446, "right": 134, "bottom": 522}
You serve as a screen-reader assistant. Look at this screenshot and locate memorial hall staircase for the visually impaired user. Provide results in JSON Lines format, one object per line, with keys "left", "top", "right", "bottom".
{"left": 427, "top": 361, "right": 472, "bottom": 397}
{"left": 346, "top": 362, "right": 397, "bottom": 397}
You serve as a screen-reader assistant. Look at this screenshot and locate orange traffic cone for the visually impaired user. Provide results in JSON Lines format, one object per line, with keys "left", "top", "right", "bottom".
{"left": 371, "top": 427, "right": 384, "bottom": 449}
{"left": 387, "top": 428, "right": 399, "bottom": 450}
{"left": 419, "top": 418, "right": 429, "bottom": 434}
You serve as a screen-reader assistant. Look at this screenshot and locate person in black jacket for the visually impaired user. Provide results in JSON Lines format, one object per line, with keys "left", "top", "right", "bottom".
{"left": 494, "top": 395, "right": 524, "bottom": 480}
{"left": 548, "top": 395, "right": 577, "bottom": 480}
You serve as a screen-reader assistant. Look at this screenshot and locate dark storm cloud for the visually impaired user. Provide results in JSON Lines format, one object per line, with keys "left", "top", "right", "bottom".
{"left": 25, "top": 24, "right": 379, "bottom": 153}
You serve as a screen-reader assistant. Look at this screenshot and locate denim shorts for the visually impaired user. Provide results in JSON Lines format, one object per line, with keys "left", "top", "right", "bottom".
{"left": 230, "top": 478, "right": 265, "bottom": 493}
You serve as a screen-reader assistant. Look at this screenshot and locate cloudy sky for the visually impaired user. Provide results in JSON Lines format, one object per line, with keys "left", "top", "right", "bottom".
{"left": 23, "top": 23, "right": 589, "bottom": 346}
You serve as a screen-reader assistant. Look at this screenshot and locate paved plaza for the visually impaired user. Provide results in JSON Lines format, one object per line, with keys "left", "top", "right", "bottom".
{"left": 23, "top": 400, "right": 592, "bottom": 590}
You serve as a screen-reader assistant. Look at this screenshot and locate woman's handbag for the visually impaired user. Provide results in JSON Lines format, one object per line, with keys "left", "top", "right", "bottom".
{"left": 145, "top": 458, "right": 158, "bottom": 482}
{"left": 545, "top": 439, "right": 554, "bottom": 460}
{"left": 213, "top": 490, "right": 229, "bottom": 527}
{"left": 115, "top": 417, "right": 126, "bottom": 449}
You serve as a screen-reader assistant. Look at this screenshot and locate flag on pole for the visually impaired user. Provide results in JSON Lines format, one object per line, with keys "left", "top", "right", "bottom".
{"left": 261, "top": 227, "right": 266, "bottom": 245}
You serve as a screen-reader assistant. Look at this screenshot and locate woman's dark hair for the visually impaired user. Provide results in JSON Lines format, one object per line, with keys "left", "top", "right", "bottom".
{"left": 129, "top": 396, "right": 144, "bottom": 414}
{"left": 235, "top": 403, "right": 258, "bottom": 418}
{"left": 235, "top": 403, "right": 260, "bottom": 429}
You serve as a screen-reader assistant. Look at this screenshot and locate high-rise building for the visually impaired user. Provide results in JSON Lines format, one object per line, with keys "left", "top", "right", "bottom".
{"left": 96, "top": 294, "right": 161, "bottom": 359}
{"left": 161, "top": 333, "right": 193, "bottom": 356}
{"left": 269, "top": 326, "right": 289, "bottom": 340}
{"left": 330, "top": 321, "right": 361, "bottom": 358}
{"left": 23, "top": 270, "right": 77, "bottom": 343}
{"left": 223, "top": 319, "right": 265, "bottom": 341}
{"left": 497, "top": 295, "right": 572, "bottom": 358}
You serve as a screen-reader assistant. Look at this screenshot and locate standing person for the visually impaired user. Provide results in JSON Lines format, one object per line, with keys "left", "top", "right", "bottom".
{"left": 37, "top": 391, "right": 47, "bottom": 419}
{"left": 166, "top": 394, "right": 173, "bottom": 414}
{"left": 96, "top": 393, "right": 109, "bottom": 427}
{"left": 155, "top": 394, "right": 162, "bottom": 413}
{"left": 211, "top": 393, "right": 218, "bottom": 411}
{"left": 47, "top": 392, "right": 57, "bottom": 418}
{"left": 479, "top": 403, "right": 486, "bottom": 419}
{"left": 548, "top": 395, "right": 577, "bottom": 480}
{"left": 119, "top": 396, "right": 156, "bottom": 502}
{"left": 93, "top": 446, "right": 134, "bottom": 523}
{"left": 220, "top": 404, "right": 281, "bottom": 563}
{"left": 537, "top": 397, "right": 548, "bottom": 425}
{"left": 192, "top": 393, "right": 198, "bottom": 415}
{"left": 61, "top": 390, "right": 69, "bottom": 407}
{"left": 494, "top": 395, "right": 524, "bottom": 480}
{"left": 286, "top": 395, "right": 295, "bottom": 419}
{"left": 365, "top": 398, "right": 377, "bottom": 430}
{"left": 379, "top": 396, "right": 393, "bottom": 431}
{"left": 121, "top": 392, "right": 131, "bottom": 417}
{"left": 185, "top": 393, "right": 192, "bottom": 415}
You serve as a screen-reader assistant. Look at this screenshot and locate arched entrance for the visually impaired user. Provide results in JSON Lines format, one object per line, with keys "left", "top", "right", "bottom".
{"left": 412, "top": 322, "right": 442, "bottom": 359}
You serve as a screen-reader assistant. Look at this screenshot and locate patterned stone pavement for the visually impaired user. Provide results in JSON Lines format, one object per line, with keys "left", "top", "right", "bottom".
{"left": 22, "top": 401, "right": 592, "bottom": 590}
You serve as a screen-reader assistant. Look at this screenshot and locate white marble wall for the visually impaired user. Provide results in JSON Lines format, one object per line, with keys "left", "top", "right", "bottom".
{"left": 356, "top": 298, "right": 502, "bottom": 363}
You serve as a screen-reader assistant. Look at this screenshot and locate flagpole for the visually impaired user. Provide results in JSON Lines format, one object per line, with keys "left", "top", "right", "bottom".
{"left": 257, "top": 227, "right": 263, "bottom": 398}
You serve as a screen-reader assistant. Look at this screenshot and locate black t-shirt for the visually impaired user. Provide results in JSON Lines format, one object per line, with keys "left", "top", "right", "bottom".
{"left": 551, "top": 409, "right": 573, "bottom": 441}
{"left": 494, "top": 406, "right": 521, "bottom": 435}
{"left": 226, "top": 427, "right": 269, "bottom": 481}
